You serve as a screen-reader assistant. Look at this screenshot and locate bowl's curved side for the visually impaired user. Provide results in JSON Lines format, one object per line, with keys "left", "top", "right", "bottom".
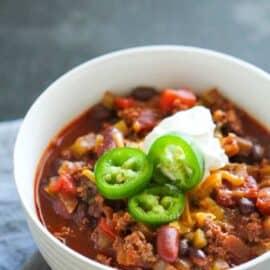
{"left": 14, "top": 45, "right": 270, "bottom": 270}
{"left": 25, "top": 210, "right": 111, "bottom": 270}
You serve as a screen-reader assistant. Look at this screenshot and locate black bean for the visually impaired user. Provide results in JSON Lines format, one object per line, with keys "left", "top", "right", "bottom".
{"left": 189, "top": 248, "right": 207, "bottom": 266}
{"left": 131, "top": 86, "right": 158, "bottom": 101}
{"left": 238, "top": 198, "right": 255, "bottom": 215}
{"left": 91, "top": 104, "right": 113, "bottom": 121}
{"left": 252, "top": 144, "right": 264, "bottom": 162}
{"left": 179, "top": 239, "right": 189, "bottom": 257}
{"left": 89, "top": 218, "right": 98, "bottom": 228}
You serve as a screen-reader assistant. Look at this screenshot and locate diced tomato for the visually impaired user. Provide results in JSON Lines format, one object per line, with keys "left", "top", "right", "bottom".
{"left": 216, "top": 176, "right": 258, "bottom": 207}
{"left": 49, "top": 174, "right": 77, "bottom": 195}
{"left": 98, "top": 218, "right": 117, "bottom": 238}
{"left": 48, "top": 178, "right": 62, "bottom": 193}
{"left": 257, "top": 187, "right": 270, "bottom": 215}
{"left": 159, "top": 89, "right": 197, "bottom": 113}
{"left": 115, "top": 97, "right": 135, "bottom": 109}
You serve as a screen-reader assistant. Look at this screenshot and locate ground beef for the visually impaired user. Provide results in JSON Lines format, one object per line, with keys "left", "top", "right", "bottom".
{"left": 96, "top": 254, "right": 112, "bottom": 266}
{"left": 226, "top": 210, "right": 263, "bottom": 243}
{"left": 201, "top": 89, "right": 244, "bottom": 135}
{"left": 245, "top": 221, "right": 263, "bottom": 242}
{"left": 204, "top": 219, "right": 254, "bottom": 265}
{"left": 72, "top": 203, "right": 89, "bottom": 227}
{"left": 226, "top": 109, "right": 244, "bottom": 135}
{"left": 258, "top": 238, "right": 270, "bottom": 255}
{"left": 201, "top": 89, "right": 231, "bottom": 111}
{"left": 91, "top": 226, "right": 114, "bottom": 251}
{"left": 58, "top": 161, "right": 86, "bottom": 176}
{"left": 112, "top": 211, "right": 134, "bottom": 235}
{"left": 113, "top": 231, "right": 157, "bottom": 268}
{"left": 204, "top": 220, "right": 228, "bottom": 260}
{"left": 88, "top": 194, "right": 106, "bottom": 219}
{"left": 119, "top": 107, "right": 160, "bottom": 134}
{"left": 131, "top": 223, "right": 156, "bottom": 241}
{"left": 77, "top": 177, "right": 97, "bottom": 202}
{"left": 53, "top": 226, "right": 74, "bottom": 244}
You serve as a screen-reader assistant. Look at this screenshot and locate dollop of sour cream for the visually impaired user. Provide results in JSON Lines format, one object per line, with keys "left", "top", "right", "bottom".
{"left": 143, "top": 106, "right": 229, "bottom": 179}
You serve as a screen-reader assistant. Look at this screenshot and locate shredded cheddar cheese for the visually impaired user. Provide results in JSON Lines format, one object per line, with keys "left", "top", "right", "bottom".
{"left": 192, "top": 170, "right": 244, "bottom": 199}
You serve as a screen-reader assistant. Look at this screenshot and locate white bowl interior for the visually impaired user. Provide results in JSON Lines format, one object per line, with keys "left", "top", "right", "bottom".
{"left": 14, "top": 46, "right": 270, "bottom": 270}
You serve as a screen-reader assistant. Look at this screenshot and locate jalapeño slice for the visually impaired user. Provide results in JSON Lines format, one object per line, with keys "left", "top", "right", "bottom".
{"left": 128, "top": 185, "right": 185, "bottom": 226}
{"left": 95, "top": 147, "right": 153, "bottom": 199}
{"left": 148, "top": 134, "right": 204, "bottom": 191}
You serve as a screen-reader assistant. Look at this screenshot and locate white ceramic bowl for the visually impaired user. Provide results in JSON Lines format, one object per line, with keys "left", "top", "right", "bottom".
{"left": 14, "top": 46, "right": 270, "bottom": 270}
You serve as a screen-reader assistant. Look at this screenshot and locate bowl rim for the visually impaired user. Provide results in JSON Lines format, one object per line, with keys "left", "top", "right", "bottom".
{"left": 13, "top": 45, "right": 270, "bottom": 270}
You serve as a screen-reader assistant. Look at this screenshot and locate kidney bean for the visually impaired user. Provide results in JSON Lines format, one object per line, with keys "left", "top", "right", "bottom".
{"left": 157, "top": 225, "right": 179, "bottom": 263}
{"left": 238, "top": 198, "right": 255, "bottom": 215}
{"left": 179, "top": 239, "right": 189, "bottom": 257}
{"left": 131, "top": 86, "right": 158, "bottom": 101}
{"left": 189, "top": 248, "right": 207, "bottom": 267}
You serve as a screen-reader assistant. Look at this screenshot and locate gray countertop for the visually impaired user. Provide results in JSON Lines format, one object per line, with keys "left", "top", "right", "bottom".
{"left": 1, "top": 0, "right": 270, "bottom": 121}
{"left": 0, "top": 120, "right": 50, "bottom": 270}
{"left": 0, "top": 120, "right": 39, "bottom": 270}
{"left": 1, "top": 0, "right": 270, "bottom": 269}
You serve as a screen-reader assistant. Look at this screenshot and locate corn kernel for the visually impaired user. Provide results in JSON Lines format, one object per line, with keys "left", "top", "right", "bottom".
{"left": 193, "top": 228, "right": 207, "bottom": 248}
